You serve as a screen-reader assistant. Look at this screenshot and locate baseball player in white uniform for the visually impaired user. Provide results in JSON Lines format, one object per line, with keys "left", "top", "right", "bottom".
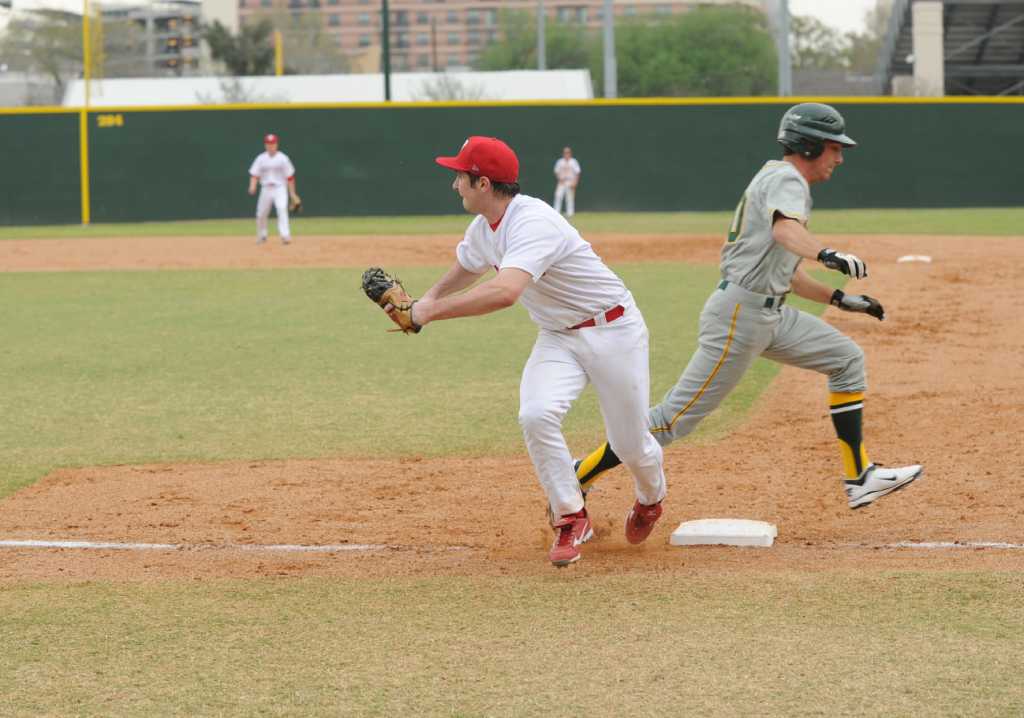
{"left": 574, "top": 103, "right": 923, "bottom": 510}
{"left": 552, "top": 146, "right": 581, "bottom": 218}
{"left": 247, "top": 133, "right": 301, "bottom": 245}
{"left": 412, "top": 136, "right": 667, "bottom": 567}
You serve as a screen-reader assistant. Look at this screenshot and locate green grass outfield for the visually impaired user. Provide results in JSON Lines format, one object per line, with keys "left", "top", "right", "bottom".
{"left": 2, "top": 213, "right": 1020, "bottom": 716}
{"left": 2, "top": 573, "right": 1022, "bottom": 716}
{"left": 2, "top": 264, "right": 840, "bottom": 499}
{"left": 3, "top": 206, "right": 1024, "bottom": 239}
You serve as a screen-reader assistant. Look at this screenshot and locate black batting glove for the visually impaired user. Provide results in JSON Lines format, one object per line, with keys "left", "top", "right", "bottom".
{"left": 818, "top": 248, "right": 867, "bottom": 279}
{"left": 831, "top": 289, "right": 885, "bottom": 321}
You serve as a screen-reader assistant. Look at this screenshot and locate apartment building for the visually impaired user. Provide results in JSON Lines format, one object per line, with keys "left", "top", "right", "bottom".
{"left": 110, "top": 0, "right": 203, "bottom": 74}
{"left": 236, "top": 0, "right": 765, "bottom": 72}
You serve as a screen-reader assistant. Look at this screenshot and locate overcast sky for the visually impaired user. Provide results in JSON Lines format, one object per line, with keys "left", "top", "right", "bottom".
{"left": 788, "top": 0, "right": 880, "bottom": 35}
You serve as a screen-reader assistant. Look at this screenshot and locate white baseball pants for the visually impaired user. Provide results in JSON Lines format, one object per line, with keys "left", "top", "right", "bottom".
{"left": 256, "top": 183, "right": 290, "bottom": 241}
{"left": 553, "top": 183, "right": 576, "bottom": 217}
{"left": 519, "top": 298, "right": 667, "bottom": 518}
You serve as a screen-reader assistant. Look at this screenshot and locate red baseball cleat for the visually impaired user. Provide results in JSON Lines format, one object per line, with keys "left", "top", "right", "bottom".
{"left": 549, "top": 509, "right": 593, "bottom": 567}
{"left": 625, "top": 500, "right": 663, "bottom": 544}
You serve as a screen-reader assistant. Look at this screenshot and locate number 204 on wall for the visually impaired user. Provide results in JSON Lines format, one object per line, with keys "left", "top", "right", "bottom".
{"left": 96, "top": 114, "right": 124, "bottom": 128}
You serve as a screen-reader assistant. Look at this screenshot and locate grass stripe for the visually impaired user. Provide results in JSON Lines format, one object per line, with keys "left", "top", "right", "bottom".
{"left": 3, "top": 207, "right": 1024, "bottom": 239}
{"left": 1, "top": 573, "right": 1022, "bottom": 716}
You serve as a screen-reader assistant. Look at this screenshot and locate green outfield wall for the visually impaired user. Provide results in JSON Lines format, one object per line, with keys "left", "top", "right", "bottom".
{"left": 4, "top": 100, "right": 1023, "bottom": 225}
{"left": 0, "top": 112, "right": 81, "bottom": 225}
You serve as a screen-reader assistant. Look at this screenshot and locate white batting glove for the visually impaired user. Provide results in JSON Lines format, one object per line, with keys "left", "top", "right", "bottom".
{"left": 818, "top": 248, "right": 867, "bottom": 279}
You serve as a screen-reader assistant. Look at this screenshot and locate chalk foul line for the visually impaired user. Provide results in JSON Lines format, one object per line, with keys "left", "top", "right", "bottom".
{"left": 882, "top": 541, "right": 1024, "bottom": 550}
{"left": 1, "top": 538, "right": 1021, "bottom": 554}
{"left": 0, "top": 539, "right": 396, "bottom": 553}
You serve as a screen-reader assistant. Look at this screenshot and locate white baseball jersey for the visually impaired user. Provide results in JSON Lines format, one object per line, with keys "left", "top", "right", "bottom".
{"left": 454, "top": 194, "right": 666, "bottom": 520}
{"left": 249, "top": 151, "right": 295, "bottom": 187}
{"left": 456, "top": 194, "right": 628, "bottom": 330}
{"left": 554, "top": 157, "right": 581, "bottom": 185}
{"left": 721, "top": 160, "right": 812, "bottom": 296}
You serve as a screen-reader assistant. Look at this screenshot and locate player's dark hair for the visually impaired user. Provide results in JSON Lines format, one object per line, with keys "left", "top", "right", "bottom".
{"left": 469, "top": 174, "right": 520, "bottom": 199}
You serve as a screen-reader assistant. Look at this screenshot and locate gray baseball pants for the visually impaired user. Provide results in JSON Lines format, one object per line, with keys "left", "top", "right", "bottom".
{"left": 649, "top": 280, "right": 866, "bottom": 445}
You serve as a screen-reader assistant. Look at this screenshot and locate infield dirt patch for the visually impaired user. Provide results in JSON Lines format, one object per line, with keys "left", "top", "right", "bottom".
{"left": 1, "top": 233, "right": 1021, "bottom": 580}
{"left": 0, "top": 233, "right": 721, "bottom": 272}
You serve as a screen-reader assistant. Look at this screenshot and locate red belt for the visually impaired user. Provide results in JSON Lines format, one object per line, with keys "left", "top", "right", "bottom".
{"left": 569, "top": 304, "right": 625, "bottom": 330}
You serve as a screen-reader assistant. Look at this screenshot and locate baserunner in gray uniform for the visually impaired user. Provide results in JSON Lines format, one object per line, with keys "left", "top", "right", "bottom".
{"left": 574, "top": 103, "right": 922, "bottom": 512}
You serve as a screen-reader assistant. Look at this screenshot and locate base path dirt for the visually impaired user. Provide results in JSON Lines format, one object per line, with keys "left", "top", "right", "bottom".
{"left": 0, "top": 233, "right": 722, "bottom": 272}
{"left": 0, "top": 233, "right": 1022, "bottom": 581}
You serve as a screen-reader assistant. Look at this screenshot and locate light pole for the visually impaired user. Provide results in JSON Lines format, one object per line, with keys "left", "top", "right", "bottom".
{"left": 382, "top": 0, "right": 391, "bottom": 101}
{"left": 777, "top": 0, "right": 792, "bottom": 96}
{"left": 80, "top": 0, "right": 92, "bottom": 225}
{"left": 537, "top": 0, "right": 546, "bottom": 70}
{"left": 602, "top": 0, "right": 616, "bottom": 98}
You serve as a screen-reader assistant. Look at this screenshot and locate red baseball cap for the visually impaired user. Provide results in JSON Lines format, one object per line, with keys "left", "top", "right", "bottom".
{"left": 263, "top": 133, "right": 278, "bottom": 144}
{"left": 435, "top": 136, "right": 519, "bottom": 183}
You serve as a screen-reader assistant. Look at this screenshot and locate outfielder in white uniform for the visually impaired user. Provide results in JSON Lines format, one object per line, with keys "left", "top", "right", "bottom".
{"left": 248, "top": 133, "right": 301, "bottom": 245}
{"left": 574, "top": 103, "right": 923, "bottom": 510}
{"left": 414, "top": 136, "right": 667, "bottom": 567}
{"left": 552, "top": 146, "right": 581, "bottom": 218}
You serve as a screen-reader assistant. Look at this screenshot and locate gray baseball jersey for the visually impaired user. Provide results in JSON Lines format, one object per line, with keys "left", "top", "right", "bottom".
{"left": 646, "top": 159, "right": 864, "bottom": 447}
{"left": 721, "top": 160, "right": 812, "bottom": 297}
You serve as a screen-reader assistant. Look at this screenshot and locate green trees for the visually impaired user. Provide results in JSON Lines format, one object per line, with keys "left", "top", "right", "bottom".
{"left": 790, "top": 15, "right": 848, "bottom": 70}
{"left": 844, "top": 0, "right": 894, "bottom": 73}
{"left": 0, "top": 10, "right": 143, "bottom": 102}
{"left": 791, "top": 0, "right": 893, "bottom": 73}
{"left": 477, "top": 6, "right": 776, "bottom": 97}
{"left": 253, "top": 9, "right": 348, "bottom": 75}
{"left": 476, "top": 11, "right": 593, "bottom": 72}
{"left": 612, "top": 7, "right": 776, "bottom": 96}
{"left": 203, "top": 20, "right": 275, "bottom": 76}
{"left": 204, "top": 13, "right": 347, "bottom": 77}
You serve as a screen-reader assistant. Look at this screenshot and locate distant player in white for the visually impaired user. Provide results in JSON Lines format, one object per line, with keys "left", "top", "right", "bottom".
{"left": 247, "top": 133, "right": 300, "bottom": 245}
{"left": 552, "top": 146, "right": 581, "bottom": 218}
{"left": 413, "top": 136, "right": 667, "bottom": 567}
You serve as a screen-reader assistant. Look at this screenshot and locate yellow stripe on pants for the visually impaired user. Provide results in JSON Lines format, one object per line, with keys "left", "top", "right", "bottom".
{"left": 652, "top": 302, "right": 742, "bottom": 435}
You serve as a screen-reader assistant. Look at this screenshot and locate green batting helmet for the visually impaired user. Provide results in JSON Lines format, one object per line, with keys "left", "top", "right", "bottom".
{"left": 777, "top": 103, "right": 857, "bottom": 159}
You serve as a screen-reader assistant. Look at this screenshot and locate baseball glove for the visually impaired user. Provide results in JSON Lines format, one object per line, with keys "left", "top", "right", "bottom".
{"left": 289, "top": 195, "right": 303, "bottom": 213}
{"left": 361, "top": 267, "right": 422, "bottom": 334}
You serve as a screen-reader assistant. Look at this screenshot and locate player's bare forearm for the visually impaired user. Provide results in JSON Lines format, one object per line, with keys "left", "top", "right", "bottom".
{"left": 420, "top": 262, "right": 483, "bottom": 304}
{"left": 415, "top": 268, "right": 530, "bottom": 326}
{"left": 790, "top": 266, "right": 835, "bottom": 304}
{"left": 772, "top": 217, "right": 822, "bottom": 260}
{"left": 248, "top": 177, "right": 258, "bottom": 195}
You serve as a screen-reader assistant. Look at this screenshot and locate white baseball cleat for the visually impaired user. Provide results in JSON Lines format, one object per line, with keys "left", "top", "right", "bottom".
{"left": 845, "top": 464, "right": 923, "bottom": 509}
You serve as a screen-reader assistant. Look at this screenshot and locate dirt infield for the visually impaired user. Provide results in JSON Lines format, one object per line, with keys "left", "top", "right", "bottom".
{"left": 1, "top": 233, "right": 1022, "bottom": 580}
{"left": 0, "top": 233, "right": 722, "bottom": 271}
